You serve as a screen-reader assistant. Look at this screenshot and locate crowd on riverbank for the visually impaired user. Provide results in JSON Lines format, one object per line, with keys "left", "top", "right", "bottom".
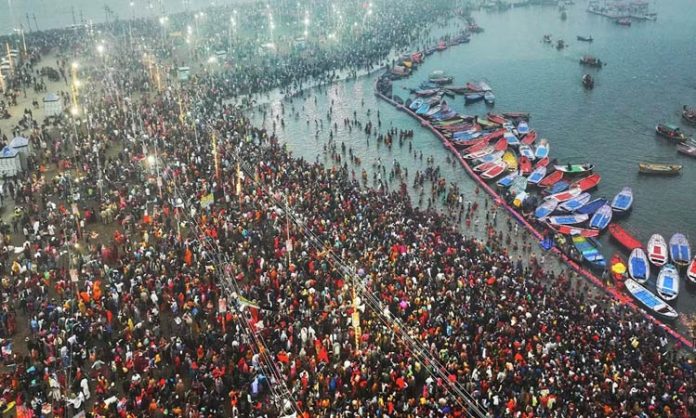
{"left": 0, "top": 0, "right": 694, "bottom": 417}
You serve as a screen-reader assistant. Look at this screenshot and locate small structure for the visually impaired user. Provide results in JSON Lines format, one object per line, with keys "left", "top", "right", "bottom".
{"left": 0, "top": 147, "right": 22, "bottom": 178}
{"left": 177, "top": 67, "right": 190, "bottom": 81}
{"left": 9, "top": 136, "right": 30, "bottom": 170}
{"left": 43, "top": 93, "right": 63, "bottom": 117}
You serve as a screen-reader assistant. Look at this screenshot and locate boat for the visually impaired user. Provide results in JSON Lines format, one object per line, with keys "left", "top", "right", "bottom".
{"left": 547, "top": 179, "right": 570, "bottom": 194}
{"left": 477, "top": 150, "right": 505, "bottom": 164}
{"left": 518, "top": 156, "right": 532, "bottom": 175}
{"left": 516, "top": 121, "right": 530, "bottom": 135}
{"left": 656, "top": 264, "right": 679, "bottom": 301}
{"left": 509, "top": 176, "right": 528, "bottom": 195}
{"left": 487, "top": 113, "right": 509, "bottom": 125}
{"left": 638, "top": 162, "right": 682, "bottom": 175}
{"left": 543, "top": 34, "right": 552, "bottom": 44}
{"left": 610, "top": 187, "right": 633, "bottom": 214}
{"left": 682, "top": 105, "right": 696, "bottom": 125}
{"left": 446, "top": 86, "right": 471, "bottom": 94}
{"left": 547, "top": 213, "right": 589, "bottom": 226}
{"left": 502, "top": 151, "right": 518, "bottom": 172}
{"left": 520, "top": 130, "right": 538, "bottom": 146}
{"left": 610, "top": 253, "right": 627, "bottom": 282}
{"left": 534, "top": 199, "right": 558, "bottom": 220}
{"left": 473, "top": 160, "right": 499, "bottom": 173}
{"left": 554, "top": 163, "right": 594, "bottom": 174}
{"left": 519, "top": 144, "right": 535, "bottom": 160}
{"left": 463, "top": 146, "right": 495, "bottom": 160}
{"left": 484, "top": 91, "right": 495, "bottom": 105}
{"left": 496, "top": 171, "right": 518, "bottom": 188}
{"left": 552, "top": 225, "right": 600, "bottom": 237}
{"left": 668, "top": 233, "right": 691, "bottom": 267}
{"left": 576, "top": 198, "right": 608, "bottom": 215}
{"left": 607, "top": 223, "right": 642, "bottom": 251}
{"left": 556, "top": 40, "right": 566, "bottom": 50}
{"left": 538, "top": 171, "right": 564, "bottom": 188}
{"left": 408, "top": 98, "right": 424, "bottom": 111}
{"left": 464, "top": 93, "right": 485, "bottom": 104}
{"left": 424, "top": 105, "right": 444, "bottom": 117}
{"left": 571, "top": 173, "right": 601, "bottom": 192}
{"left": 415, "top": 89, "right": 439, "bottom": 97}
{"left": 676, "top": 142, "right": 696, "bottom": 158}
{"left": 582, "top": 74, "right": 594, "bottom": 89}
{"left": 503, "top": 131, "right": 520, "bottom": 146}
{"left": 687, "top": 257, "right": 696, "bottom": 285}
{"left": 579, "top": 55, "right": 603, "bottom": 67}
{"left": 415, "top": 103, "right": 431, "bottom": 115}
{"left": 478, "top": 81, "right": 493, "bottom": 91}
{"left": 502, "top": 112, "right": 530, "bottom": 121}
{"left": 534, "top": 139, "right": 549, "bottom": 159}
{"left": 647, "top": 234, "right": 668, "bottom": 266}
{"left": 589, "top": 204, "right": 612, "bottom": 230}
{"left": 655, "top": 123, "right": 687, "bottom": 142}
{"left": 492, "top": 138, "right": 508, "bottom": 152}
{"left": 577, "top": 35, "right": 593, "bottom": 42}
{"left": 481, "top": 161, "right": 508, "bottom": 180}
{"left": 527, "top": 165, "right": 547, "bottom": 185}
{"left": 512, "top": 191, "right": 529, "bottom": 207}
{"left": 535, "top": 157, "right": 550, "bottom": 169}
{"left": 624, "top": 279, "right": 678, "bottom": 320}
{"left": 452, "top": 129, "right": 482, "bottom": 141}
{"left": 572, "top": 235, "right": 606, "bottom": 269}
{"left": 628, "top": 248, "right": 650, "bottom": 284}
{"left": 615, "top": 17, "right": 631, "bottom": 26}
{"left": 558, "top": 192, "right": 592, "bottom": 213}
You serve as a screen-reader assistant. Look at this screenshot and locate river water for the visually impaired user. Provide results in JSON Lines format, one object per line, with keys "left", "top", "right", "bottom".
{"left": 253, "top": 0, "right": 696, "bottom": 317}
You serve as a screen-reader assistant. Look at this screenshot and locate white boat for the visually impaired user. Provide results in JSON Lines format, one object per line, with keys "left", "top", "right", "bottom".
{"left": 558, "top": 192, "right": 591, "bottom": 213}
{"left": 647, "top": 234, "right": 668, "bottom": 267}
{"left": 624, "top": 279, "right": 678, "bottom": 320}
{"left": 656, "top": 264, "right": 679, "bottom": 301}
{"left": 519, "top": 144, "right": 535, "bottom": 160}
{"left": 476, "top": 150, "right": 505, "bottom": 164}
{"left": 534, "top": 138, "right": 550, "bottom": 159}
{"left": 534, "top": 199, "right": 558, "bottom": 219}
{"left": 547, "top": 213, "right": 589, "bottom": 226}
{"left": 527, "top": 166, "right": 547, "bottom": 185}
{"left": 628, "top": 248, "right": 650, "bottom": 284}
{"left": 687, "top": 257, "right": 696, "bottom": 285}
{"left": 463, "top": 146, "right": 494, "bottom": 160}
{"left": 545, "top": 187, "right": 582, "bottom": 203}
{"left": 668, "top": 233, "right": 691, "bottom": 268}
{"left": 480, "top": 161, "right": 508, "bottom": 180}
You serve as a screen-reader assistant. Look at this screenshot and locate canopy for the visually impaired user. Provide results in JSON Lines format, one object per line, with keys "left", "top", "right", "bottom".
{"left": 43, "top": 92, "right": 60, "bottom": 103}
{"left": 612, "top": 262, "right": 627, "bottom": 275}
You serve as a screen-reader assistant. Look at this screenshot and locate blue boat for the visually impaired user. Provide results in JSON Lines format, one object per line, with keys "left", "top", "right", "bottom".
{"left": 558, "top": 192, "right": 592, "bottom": 212}
{"left": 519, "top": 144, "right": 535, "bottom": 160}
{"left": 610, "top": 187, "right": 633, "bottom": 214}
{"left": 409, "top": 98, "right": 424, "bottom": 111}
{"left": 589, "top": 204, "right": 613, "bottom": 230}
{"left": 668, "top": 233, "right": 691, "bottom": 267}
{"left": 516, "top": 121, "right": 530, "bottom": 135}
{"left": 656, "top": 264, "right": 680, "bottom": 301}
{"left": 534, "top": 138, "right": 550, "bottom": 159}
{"left": 547, "top": 213, "right": 589, "bottom": 226}
{"left": 416, "top": 103, "right": 431, "bottom": 115}
{"left": 503, "top": 131, "right": 520, "bottom": 146}
{"left": 464, "top": 92, "right": 485, "bottom": 103}
{"left": 576, "top": 198, "right": 608, "bottom": 215}
{"left": 527, "top": 166, "right": 547, "bottom": 185}
{"left": 534, "top": 199, "right": 558, "bottom": 219}
{"left": 628, "top": 248, "right": 650, "bottom": 284}
{"left": 572, "top": 235, "right": 607, "bottom": 269}
{"left": 432, "top": 110, "right": 458, "bottom": 120}
{"left": 624, "top": 279, "right": 678, "bottom": 320}
{"left": 484, "top": 91, "right": 495, "bottom": 105}
{"left": 547, "top": 180, "right": 570, "bottom": 195}
{"left": 452, "top": 130, "right": 482, "bottom": 141}
{"left": 496, "top": 172, "right": 518, "bottom": 188}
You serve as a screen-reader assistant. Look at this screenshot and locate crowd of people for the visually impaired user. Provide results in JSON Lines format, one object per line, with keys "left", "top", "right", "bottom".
{"left": 0, "top": 0, "right": 694, "bottom": 417}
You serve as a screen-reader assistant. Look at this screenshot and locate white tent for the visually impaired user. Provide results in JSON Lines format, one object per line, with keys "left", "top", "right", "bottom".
{"left": 43, "top": 93, "right": 63, "bottom": 117}
{"left": 9, "top": 136, "right": 30, "bottom": 170}
{"left": 0, "top": 147, "right": 22, "bottom": 178}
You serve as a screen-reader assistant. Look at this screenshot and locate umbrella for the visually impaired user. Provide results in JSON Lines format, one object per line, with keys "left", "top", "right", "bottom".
{"left": 611, "top": 262, "right": 626, "bottom": 275}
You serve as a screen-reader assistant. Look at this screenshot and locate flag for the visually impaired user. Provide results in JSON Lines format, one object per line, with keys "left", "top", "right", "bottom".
{"left": 238, "top": 295, "right": 260, "bottom": 327}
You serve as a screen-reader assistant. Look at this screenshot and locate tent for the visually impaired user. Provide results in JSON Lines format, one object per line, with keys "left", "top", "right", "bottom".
{"left": 0, "top": 147, "right": 22, "bottom": 178}
{"left": 9, "top": 136, "right": 30, "bottom": 170}
{"left": 177, "top": 67, "right": 190, "bottom": 81}
{"left": 43, "top": 93, "right": 63, "bottom": 117}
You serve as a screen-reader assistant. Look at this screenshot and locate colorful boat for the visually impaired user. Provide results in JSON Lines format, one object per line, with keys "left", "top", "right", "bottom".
{"left": 473, "top": 160, "right": 499, "bottom": 172}
{"left": 545, "top": 187, "right": 582, "bottom": 203}
{"left": 487, "top": 113, "right": 509, "bottom": 125}
{"left": 647, "top": 234, "right": 668, "bottom": 267}
{"left": 535, "top": 157, "right": 549, "bottom": 169}
{"left": 687, "top": 257, "right": 696, "bottom": 285}
{"left": 553, "top": 225, "right": 600, "bottom": 237}
{"left": 538, "top": 171, "right": 564, "bottom": 188}
{"left": 408, "top": 98, "right": 424, "bottom": 110}
{"left": 509, "top": 176, "right": 528, "bottom": 195}
{"left": 502, "top": 112, "right": 530, "bottom": 120}
{"left": 558, "top": 192, "right": 592, "bottom": 213}
{"left": 576, "top": 198, "right": 608, "bottom": 215}
{"left": 415, "top": 103, "right": 431, "bottom": 115}
{"left": 553, "top": 163, "right": 594, "bottom": 174}
{"left": 516, "top": 121, "right": 530, "bottom": 135}
{"left": 519, "top": 144, "right": 535, "bottom": 160}
{"left": 520, "top": 131, "right": 537, "bottom": 146}
{"left": 628, "top": 248, "right": 650, "bottom": 284}
{"left": 656, "top": 264, "right": 679, "bottom": 301}
{"left": 572, "top": 235, "right": 606, "bottom": 269}
{"left": 503, "top": 131, "right": 520, "bottom": 146}
{"left": 534, "top": 139, "right": 549, "bottom": 159}
{"left": 547, "top": 213, "right": 589, "bottom": 226}
{"left": 462, "top": 146, "right": 494, "bottom": 160}
{"left": 571, "top": 173, "right": 601, "bottom": 192}
{"left": 481, "top": 161, "right": 508, "bottom": 180}
{"left": 534, "top": 199, "right": 558, "bottom": 220}
{"left": 547, "top": 180, "right": 570, "bottom": 195}
{"left": 668, "top": 233, "right": 691, "bottom": 267}
{"left": 607, "top": 223, "right": 642, "bottom": 251}
{"left": 496, "top": 171, "right": 518, "bottom": 188}
{"left": 655, "top": 123, "right": 687, "bottom": 142}
{"left": 477, "top": 150, "right": 504, "bottom": 164}
{"left": 589, "top": 204, "right": 612, "bottom": 230}
{"left": 502, "top": 151, "right": 518, "bottom": 172}
{"left": 518, "top": 156, "right": 532, "bottom": 175}
{"left": 610, "top": 253, "right": 627, "bottom": 282}
{"left": 624, "top": 279, "right": 678, "bottom": 320}
{"left": 610, "top": 187, "right": 633, "bottom": 214}
{"left": 527, "top": 166, "right": 547, "bottom": 185}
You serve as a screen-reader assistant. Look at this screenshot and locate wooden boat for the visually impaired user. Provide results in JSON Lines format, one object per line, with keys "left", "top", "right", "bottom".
{"left": 430, "top": 77, "right": 454, "bottom": 85}
{"left": 638, "top": 162, "right": 682, "bottom": 175}
{"left": 503, "top": 131, "right": 520, "bottom": 146}
{"left": 473, "top": 160, "right": 500, "bottom": 173}
{"left": 571, "top": 173, "right": 601, "bottom": 192}
{"left": 628, "top": 248, "right": 650, "bottom": 284}
{"left": 519, "top": 144, "right": 535, "bottom": 161}
{"left": 589, "top": 204, "right": 612, "bottom": 230}
{"left": 579, "top": 55, "right": 603, "bottom": 67}
{"left": 502, "top": 112, "right": 530, "bottom": 121}
{"left": 677, "top": 142, "right": 696, "bottom": 157}
{"left": 538, "top": 171, "right": 564, "bottom": 188}
{"left": 582, "top": 74, "right": 594, "bottom": 89}
{"left": 415, "top": 103, "right": 431, "bottom": 115}
{"left": 452, "top": 129, "right": 482, "bottom": 141}
{"left": 607, "top": 223, "right": 642, "bottom": 251}
{"left": 408, "top": 98, "right": 424, "bottom": 111}
{"left": 463, "top": 146, "right": 494, "bottom": 160}
{"left": 576, "top": 198, "right": 608, "bottom": 215}
{"left": 527, "top": 166, "right": 547, "bottom": 185}
{"left": 647, "top": 234, "right": 668, "bottom": 266}
{"left": 447, "top": 86, "right": 471, "bottom": 94}
{"left": 546, "top": 180, "right": 570, "bottom": 195}
{"left": 687, "top": 257, "right": 696, "bottom": 285}
{"left": 558, "top": 192, "right": 591, "bottom": 213}
{"left": 552, "top": 224, "right": 600, "bottom": 238}
{"left": 535, "top": 157, "right": 550, "bottom": 169}
{"left": 554, "top": 163, "right": 594, "bottom": 174}
{"left": 492, "top": 138, "right": 508, "bottom": 152}
{"left": 424, "top": 104, "right": 445, "bottom": 117}
{"left": 668, "top": 233, "right": 691, "bottom": 267}
{"left": 615, "top": 17, "right": 631, "bottom": 26}
{"left": 610, "top": 253, "right": 627, "bottom": 282}
{"left": 624, "top": 279, "right": 678, "bottom": 320}
{"left": 516, "top": 121, "right": 530, "bottom": 135}
{"left": 478, "top": 81, "right": 493, "bottom": 91}
{"left": 481, "top": 161, "right": 508, "bottom": 180}
{"left": 572, "top": 236, "right": 606, "bottom": 269}
{"left": 487, "top": 113, "right": 509, "bottom": 125}
{"left": 518, "top": 156, "right": 532, "bottom": 175}
{"left": 502, "top": 151, "right": 518, "bottom": 172}
{"left": 496, "top": 171, "right": 518, "bottom": 188}
{"left": 534, "top": 199, "right": 558, "bottom": 220}
{"left": 610, "top": 187, "right": 633, "bottom": 214}
{"left": 546, "top": 186, "right": 583, "bottom": 203}
{"left": 534, "top": 139, "right": 549, "bottom": 159}
{"left": 547, "top": 213, "right": 589, "bottom": 226}
{"left": 520, "top": 130, "right": 538, "bottom": 146}
{"left": 477, "top": 118, "right": 500, "bottom": 129}
{"left": 464, "top": 92, "right": 485, "bottom": 104}
{"left": 415, "top": 89, "right": 440, "bottom": 97}
{"left": 655, "top": 123, "right": 687, "bottom": 142}
{"left": 656, "top": 264, "right": 679, "bottom": 301}
{"left": 577, "top": 35, "right": 593, "bottom": 42}
{"left": 477, "top": 150, "right": 505, "bottom": 164}
{"left": 484, "top": 91, "right": 495, "bottom": 105}
{"left": 509, "top": 176, "right": 528, "bottom": 195}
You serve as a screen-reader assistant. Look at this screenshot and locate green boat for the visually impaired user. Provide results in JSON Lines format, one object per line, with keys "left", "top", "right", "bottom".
{"left": 572, "top": 236, "right": 606, "bottom": 270}
{"left": 433, "top": 118, "right": 466, "bottom": 126}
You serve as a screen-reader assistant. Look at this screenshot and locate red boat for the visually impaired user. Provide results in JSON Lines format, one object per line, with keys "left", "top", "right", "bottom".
{"left": 688, "top": 257, "right": 696, "bottom": 285}
{"left": 538, "top": 170, "right": 564, "bottom": 187}
{"left": 553, "top": 224, "right": 600, "bottom": 237}
{"left": 502, "top": 112, "right": 530, "bottom": 121}
{"left": 466, "top": 82, "right": 483, "bottom": 92}
{"left": 535, "top": 157, "right": 550, "bottom": 169}
{"left": 520, "top": 130, "right": 538, "bottom": 145}
{"left": 518, "top": 156, "right": 532, "bottom": 175}
{"left": 610, "top": 253, "right": 627, "bottom": 282}
{"left": 607, "top": 223, "right": 643, "bottom": 251}
{"left": 439, "top": 123, "right": 478, "bottom": 133}
{"left": 493, "top": 137, "right": 508, "bottom": 152}
{"left": 459, "top": 136, "right": 493, "bottom": 152}
{"left": 486, "top": 113, "right": 509, "bottom": 125}
{"left": 571, "top": 173, "right": 601, "bottom": 192}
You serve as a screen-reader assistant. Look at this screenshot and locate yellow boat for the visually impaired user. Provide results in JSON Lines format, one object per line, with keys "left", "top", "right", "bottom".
{"left": 637, "top": 162, "right": 682, "bottom": 175}
{"left": 502, "top": 151, "right": 518, "bottom": 171}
